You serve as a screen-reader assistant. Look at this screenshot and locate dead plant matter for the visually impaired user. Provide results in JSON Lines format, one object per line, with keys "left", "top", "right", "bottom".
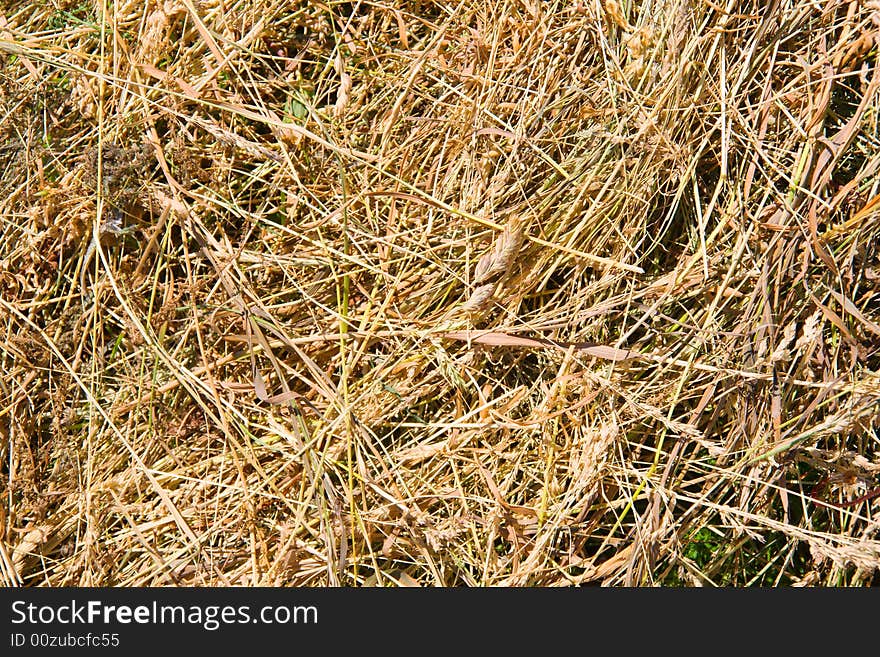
{"left": 1, "top": 0, "right": 879, "bottom": 586}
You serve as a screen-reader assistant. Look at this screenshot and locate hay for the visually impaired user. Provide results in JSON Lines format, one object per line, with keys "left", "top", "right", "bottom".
{"left": 1, "top": 0, "right": 879, "bottom": 586}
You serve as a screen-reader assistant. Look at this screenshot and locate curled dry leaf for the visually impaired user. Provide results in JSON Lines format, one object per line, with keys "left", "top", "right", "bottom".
{"left": 334, "top": 72, "right": 352, "bottom": 118}
{"left": 604, "top": 0, "right": 632, "bottom": 30}
{"left": 334, "top": 53, "right": 352, "bottom": 118}
{"left": 12, "top": 526, "right": 49, "bottom": 568}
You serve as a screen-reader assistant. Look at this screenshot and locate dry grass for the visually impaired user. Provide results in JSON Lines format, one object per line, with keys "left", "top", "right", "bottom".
{"left": 1, "top": 0, "right": 879, "bottom": 586}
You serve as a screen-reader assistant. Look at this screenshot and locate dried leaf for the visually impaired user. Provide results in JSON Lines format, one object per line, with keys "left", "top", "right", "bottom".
{"left": 829, "top": 288, "right": 880, "bottom": 338}
{"left": 12, "top": 526, "right": 49, "bottom": 567}
{"left": 334, "top": 53, "right": 352, "bottom": 118}
{"left": 442, "top": 331, "right": 636, "bottom": 361}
